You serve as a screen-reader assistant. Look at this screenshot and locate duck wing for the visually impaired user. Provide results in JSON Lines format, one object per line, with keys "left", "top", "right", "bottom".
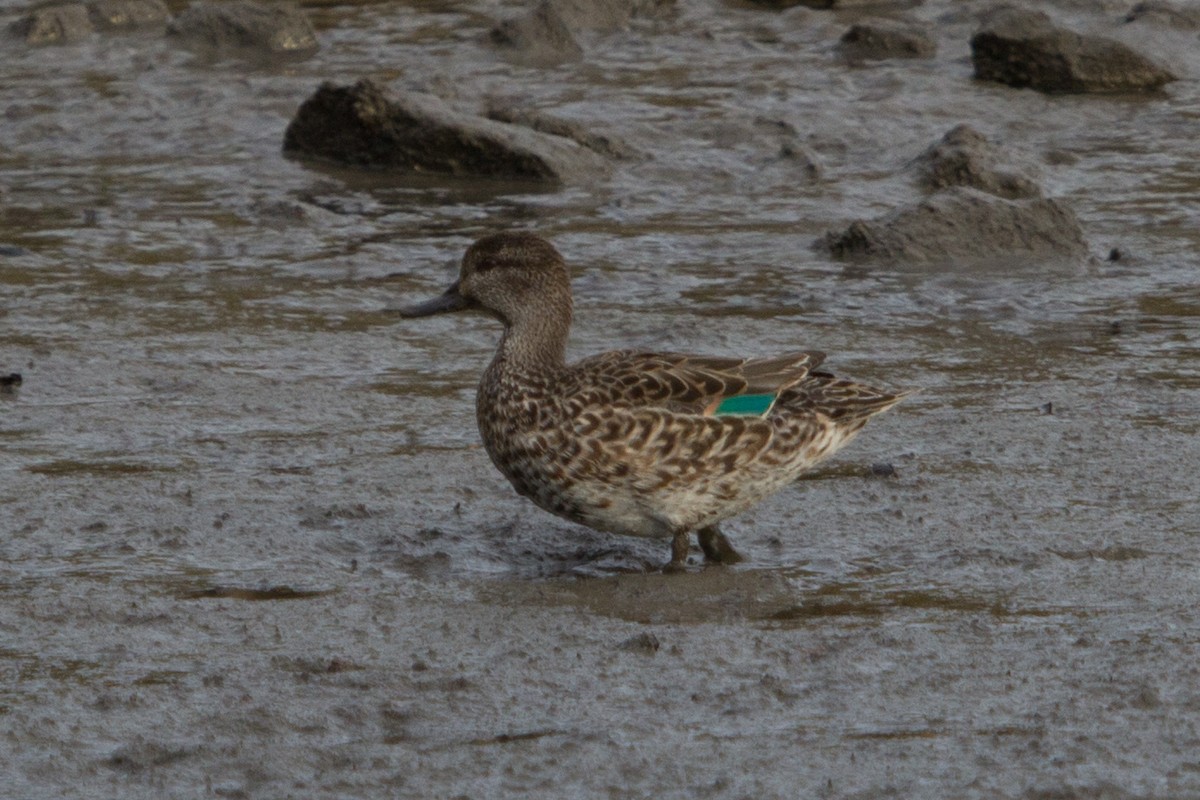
{"left": 566, "top": 350, "right": 826, "bottom": 417}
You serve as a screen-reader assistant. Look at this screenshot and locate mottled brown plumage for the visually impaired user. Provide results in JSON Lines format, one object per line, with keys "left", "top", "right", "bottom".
{"left": 400, "top": 232, "right": 910, "bottom": 571}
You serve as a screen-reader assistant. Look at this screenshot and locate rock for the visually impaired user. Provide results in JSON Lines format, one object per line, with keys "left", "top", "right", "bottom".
{"left": 837, "top": 19, "right": 936, "bottom": 60}
{"left": 774, "top": 139, "right": 822, "bottom": 180}
{"left": 744, "top": 0, "right": 882, "bottom": 8}
{"left": 489, "top": 0, "right": 674, "bottom": 65}
{"left": 8, "top": 4, "right": 94, "bottom": 44}
{"left": 742, "top": 0, "right": 827, "bottom": 7}
{"left": 753, "top": 117, "right": 822, "bottom": 180}
{"left": 869, "top": 462, "right": 898, "bottom": 478}
{"left": 484, "top": 101, "right": 641, "bottom": 160}
{"left": 167, "top": 1, "right": 318, "bottom": 58}
{"left": 971, "top": 8, "right": 1176, "bottom": 93}
{"left": 251, "top": 198, "right": 342, "bottom": 228}
{"left": 617, "top": 632, "right": 660, "bottom": 654}
{"left": 106, "top": 740, "right": 191, "bottom": 772}
{"left": 549, "top": 0, "right": 673, "bottom": 32}
{"left": 489, "top": 2, "right": 583, "bottom": 65}
{"left": 1124, "top": 1, "right": 1200, "bottom": 28}
{"left": 820, "top": 187, "right": 1089, "bottom": 265}
{"left": 87, "top": 0, "right": 169, "bottom": 31}
{"left": 910, "top": 124, "right": 1042, "bottom": 200}
{"left": 282, "top": 79, "right": 610, "bottom": 184}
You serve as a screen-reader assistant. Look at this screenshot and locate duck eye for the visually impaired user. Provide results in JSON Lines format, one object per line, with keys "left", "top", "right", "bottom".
{"left": 475, "top": 256, "right": 501, "bottom": 274}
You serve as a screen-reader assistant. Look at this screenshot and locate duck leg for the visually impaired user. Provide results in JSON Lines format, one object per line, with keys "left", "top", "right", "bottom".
{"left": 663, "top": 530, "right": 691, "bottom": 573}
{"left": 697, "top": 525, "right": 744, "bottom": 565}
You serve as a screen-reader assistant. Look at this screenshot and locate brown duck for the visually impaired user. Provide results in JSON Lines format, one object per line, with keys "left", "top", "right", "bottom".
{"left": 400, "top": 232, "right": 909, "bottom": 572}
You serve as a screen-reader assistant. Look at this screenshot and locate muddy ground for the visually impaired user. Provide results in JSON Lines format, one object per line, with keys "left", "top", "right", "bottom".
{"left": 2, "top": 0, "right": 1200, "bottom": 797}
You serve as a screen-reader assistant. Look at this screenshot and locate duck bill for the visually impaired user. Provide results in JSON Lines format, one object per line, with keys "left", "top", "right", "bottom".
{"left": 397, "top": 280, "right": 472, "bottom": 318}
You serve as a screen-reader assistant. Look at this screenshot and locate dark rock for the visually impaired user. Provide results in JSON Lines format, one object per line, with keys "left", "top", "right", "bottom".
{"left": 869, "top": 462, "right": 898, "bottom": 478}
{"left": 820, "top": 186, "right": 1089, "bottom": 265}
{"left": 167, "top": 1, "right": 318, "bottom": 58}
{"left": 971, "top": 8, "right": 1176, "bottom": 93}
{"left": 743, "top": 0, "right": 884, "bottom": 8}
{"left": 105, "top": 741, "right": 191, "bottom": 772}
{"left": 484, "top": 101, "right": 641, "bottom": 160}
{"left": 837, "top": 19, "right": 936, "bottom": 60}
{"left": 0, "top": 244, "right": 31, "bottom": 257}
{"left": 1124, "top": 1, "right": 1200, "bottom": 28}
{"left": 283, "top": 79, "right": 610, "bottom": 184}
{"left": 617, "top": 632, "right": 660, "bottom": 654}
{"left": 490, "top": 2, "right": 583, "bottom": 66}
{"left": 910, "top": 124, "right": 1042, "bottom": 200}
{"left": 87, "top": 0, "right": 169, "bottom": 31}
{"left": 8, "top": 4, "right": 94, "bottom": 44}
{"left": 1044, "top": 148, "right": 1078, "bottom": 166}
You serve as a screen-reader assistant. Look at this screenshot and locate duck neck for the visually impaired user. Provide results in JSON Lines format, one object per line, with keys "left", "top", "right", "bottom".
{"left": 494, "top": 306, "right": 571, "bottom": 374}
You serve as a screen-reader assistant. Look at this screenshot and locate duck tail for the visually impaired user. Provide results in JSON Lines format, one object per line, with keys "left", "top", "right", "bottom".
{"left": 778, "top": 372, "right": 915, "bottom": 423}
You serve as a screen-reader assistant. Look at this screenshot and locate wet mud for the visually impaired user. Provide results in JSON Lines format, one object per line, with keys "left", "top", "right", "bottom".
{"left": 3, "top": 0, "right": 1200, "bottom": 797}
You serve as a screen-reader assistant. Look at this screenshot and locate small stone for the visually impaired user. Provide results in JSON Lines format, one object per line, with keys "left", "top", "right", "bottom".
{"left": 1125, "top": 1, "right": 1200, "bottom": 29}
{"left": 490, "top": 2, "right": 582, "bottom": 66}
{"left": 838, "top": 20, "right": 936, "bottom": 61}
{"left": 617, "top": 632, "right": 660, "bottom": 654}
{"left": 1130, "top": 684, "right": 1161, "bottom": 709}
{"left": 8, "top": 4, "right": 93, "bottom": 45}
{"left": 87, "top": 0, "right": 169, "bottom": 31}
{"left": 488, "top": 0, "right": 674, "bottom": 65}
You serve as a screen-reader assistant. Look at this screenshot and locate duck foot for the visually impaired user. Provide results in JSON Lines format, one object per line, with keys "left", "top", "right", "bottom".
{"left": 662, "top": 530, "right": 691, "bottom": 573}
{"left": 698, "top": 525, "right": 744, "bottom": 565}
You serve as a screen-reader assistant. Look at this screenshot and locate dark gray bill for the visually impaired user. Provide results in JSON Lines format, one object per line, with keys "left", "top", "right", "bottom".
{"left": 397, "top": 280, "right": 472, "bottom": 318}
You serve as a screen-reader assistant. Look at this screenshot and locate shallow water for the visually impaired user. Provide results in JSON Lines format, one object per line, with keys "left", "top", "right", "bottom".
{"left": 3, "top": 0, "right": 1200, "bottom": 797}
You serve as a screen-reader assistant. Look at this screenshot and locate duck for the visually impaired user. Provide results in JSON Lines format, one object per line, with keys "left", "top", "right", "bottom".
{"left": 399, "top": 231, "right": 909, "bottom": 572}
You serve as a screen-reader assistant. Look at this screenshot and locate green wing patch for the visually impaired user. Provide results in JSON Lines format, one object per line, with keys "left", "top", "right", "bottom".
{"left": 713, "top": 393, "right": 776, "bottom": 416}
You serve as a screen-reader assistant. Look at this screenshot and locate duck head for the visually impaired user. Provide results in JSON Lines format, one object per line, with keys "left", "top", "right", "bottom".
{"left": 399, "top": 232, "right": 573, "bottom": 328}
